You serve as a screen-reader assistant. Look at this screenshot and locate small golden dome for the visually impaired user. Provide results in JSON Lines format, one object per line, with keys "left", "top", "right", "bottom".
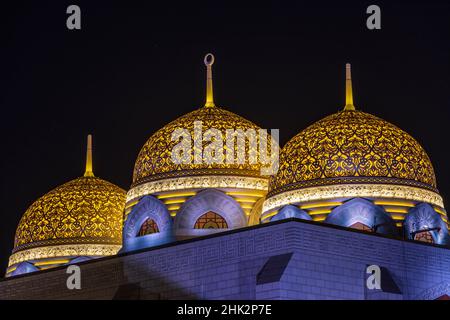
{"left": 10, "top": 136, "right": 126, "bottom": 266}
{"left": 269, "top": 64, "right": 437, "bottom": 196}
{"left": 14, "top": 175, "right": 126, "bottom": 251}
{"left": 132, "top": 54, "right": 268, "bottom": 187}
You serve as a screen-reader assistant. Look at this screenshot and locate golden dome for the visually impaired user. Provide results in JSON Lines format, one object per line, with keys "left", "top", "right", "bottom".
{"left": 268, "top": 64, "right": 437, "bottom": 197}
{"left": 269, "top": 109, "right": 436, "bottom": 195}
{"left": 14, "top": 176, "right": 126, "bottom": 251}
{"left": 9, "top": 136, "right": 126, "bottom": 267}
{"left": 132, "top": 54, "right": 268, "bottom": 187}
{"left": 132, "top": 106, "right": 265, "bottom": 186}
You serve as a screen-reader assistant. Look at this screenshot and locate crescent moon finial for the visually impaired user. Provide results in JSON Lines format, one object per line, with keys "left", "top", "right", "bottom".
{"left": 204, "top": 53, "right": 215, "bottom": 107}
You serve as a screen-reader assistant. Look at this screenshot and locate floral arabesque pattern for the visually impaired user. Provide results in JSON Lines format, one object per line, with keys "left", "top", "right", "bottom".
{"left": 132, "top": 106, "right": 271, "bottom": 186}
{"left": 269, "top": 110, "right": 436, "bottom": 195}
{"left": 14, "top": 176, "right": 126, "bottom": 251}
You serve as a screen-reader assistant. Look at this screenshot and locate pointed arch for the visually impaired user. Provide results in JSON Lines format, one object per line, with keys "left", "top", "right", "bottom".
{"left": 122, "top": 196, "right": 173, "bottom": 252}
{"left": 174, "top": 189, "right": 246, "bottom": 237}
{"left": 270, "top": 205, "right": 312, "bottom": 222}
{"left": 404, "top": 203, "right": 449, "bottom": 245}
{"left": 325, "top": 198, "right": 397, "bottom": 235}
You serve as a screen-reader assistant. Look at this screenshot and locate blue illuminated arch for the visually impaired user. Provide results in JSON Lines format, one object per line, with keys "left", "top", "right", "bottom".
{"left": 404, "top": 203, "right": 449, "bottom": 245}
{"left": 9, "top": 262, "right": 38, "bottom": 277}
{"left": 121, "top": 195, "right": 174, "bottom": 252}
{"left": 174, "top": 189, "right": 246, "bottom": 237}
{"left": 70, "top": 256, "right": 93, "bottom": 264}
{"left": 325, "top": 198, "right": 397, "bottom": 235}
{"left": 270, "top": 205, "right": 312, "bottom": 222}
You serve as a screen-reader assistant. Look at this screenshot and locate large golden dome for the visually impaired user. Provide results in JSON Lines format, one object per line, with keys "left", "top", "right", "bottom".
{"left": 128, "top": 54, "right": 271, "bottom": 205}
{"left": 8, "top": 136, "right": 126, "bottom": 268}
{"left": 126, "top": 54, "right": 270, "bottom": 223}
{"left": 269, "top": 109, "right": 437, "bottom": 196}
{"left": 132, "top": 105, "right": 264, "bottom": 186}
{"left": 263, "top": 64, "right": 444, "bottom": 220}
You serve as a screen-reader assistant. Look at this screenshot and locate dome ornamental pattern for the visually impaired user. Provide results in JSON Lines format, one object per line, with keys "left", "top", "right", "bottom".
{"left": 132, "top": 53, "right": 272, "bottom": 189}
{"left": 132, "top": 106, "right": 265, "bottom": 186}
{"left": 263, "top": 64, "right": 446, "bottom": 227}
{"left": 8, "top": 135, "right": 126, "bottom": 270}
{"left": 268, "top": 109, "right": 437, "bottom": 196}
{"left": 14, "top": 176, "right": 126, "bottom": 250}
{"left": 123, "top": 54, "right": 272, "bottom": 249}
{"left": 127, "top": 54, "right": 271, "bottom": 207}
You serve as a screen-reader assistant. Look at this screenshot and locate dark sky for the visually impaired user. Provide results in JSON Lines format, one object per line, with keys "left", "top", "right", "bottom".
{"left": 1, "top": 0, "right": 450, "bottom": 272}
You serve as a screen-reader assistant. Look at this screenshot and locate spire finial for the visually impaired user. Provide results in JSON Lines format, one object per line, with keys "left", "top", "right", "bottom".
{"left": 344, "top": 63, "right": 356, "bottom": 111}
{"left": 84, "top": 134, "right": 94, "bottom": 177}
{"left": 204, "top": 53, "right": 215, "bottom": 108}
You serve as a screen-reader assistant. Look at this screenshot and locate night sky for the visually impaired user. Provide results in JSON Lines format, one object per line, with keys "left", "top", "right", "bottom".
{"left": 1, "top": 1, "right": 450, "bottom": 272}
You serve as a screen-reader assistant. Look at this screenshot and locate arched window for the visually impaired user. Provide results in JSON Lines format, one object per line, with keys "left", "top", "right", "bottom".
{"left": 137, "top": 219, "right": 159, "bottom": 237}
{"left": 414, "top": 231, "right": 434, "bottom": 243}
{"left": 349, "top": 222, "right": 372, "bottom": 232}
{"left": 194, "top": 212, "right": 228, "bottom": 229}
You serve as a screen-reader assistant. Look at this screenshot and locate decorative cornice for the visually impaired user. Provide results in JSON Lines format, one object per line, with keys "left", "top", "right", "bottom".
{"left": 127, "top": 175, "right": 269, "bottom": 203}
{"left": 263, "top": 183, "right": 444, "bottom": 214}
{"left": 132, "top": 169, "right": 264, "bottom": 188}
{"left": 268, "top": 176, "right": 438, "bottom": 198}
{"left": 13, "top": 237, "right": 121, "bottom": 253}
{"left": 8, "top": 244, "right": 122, "bottom": 267}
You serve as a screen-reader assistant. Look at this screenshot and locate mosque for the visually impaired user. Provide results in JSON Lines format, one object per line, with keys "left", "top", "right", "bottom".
{"left": 2, "top": 55, "right": 449, "bottom": 300}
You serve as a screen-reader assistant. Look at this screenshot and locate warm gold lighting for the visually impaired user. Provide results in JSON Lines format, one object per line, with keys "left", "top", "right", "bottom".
{"left": 11, "top": 136, "right": 126, "bottom": 268}
{"left": 204, "top": 53, "right": 215, "bottom": 108}
{"left": 390, "top": 214, "right": 407, "bottom": 220}
{"left": 384, "top": 207, "right": 409, "bottom": 214}
{"left": 164, "top": 199, "right": 187, "bottom": 205}
{"left": 261, "top": 210, "right": 278, "bottom": 221}
{"left": 34, "top": 259, "right": 71, "bottom": 267}
{"left": 374, "top": 200, "right": 416, "bottom": 207}
{"left": 308, "top": 209, "right": 332, "bottom": 215}
{"left": 9, "top": 244, "right": 122, "bottom": 267}
{"left": 226, "top": 191, "right": 267, "bottom": 197}
{"left": 14, "top": 176, "right": 125, "bottom": 250}
{"left": 433, "top": 206, "right": 447, "bottom": 215}
{"left": 300, "top": 202, "right": 342, "bottom": 209}
{"left": 84, "top": 134, "right": 94, "bottom": 177}
{"left": 263, "top": 184, "right": 444, "bottom": 214}
{"left": 128, "top": 176, "right": 268, "bottom": 203}
{"left": 157, "top": 192, "right": 197, "bottom": 199}
{"left": 344, "top": 63, "right": 355, "bottom": 111}
{"left": 235, "top": 198, "right": 258, "bottom": 203}
{"left": 6, "top": 266, "right": 17, "bottom": 274}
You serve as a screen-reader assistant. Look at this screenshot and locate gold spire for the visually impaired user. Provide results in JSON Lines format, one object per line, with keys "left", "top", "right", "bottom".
{"left": 84, "top": 134, "right": 94, "bottom": 177}
{"left": 204, "top": 53, "right": 215, "bottom": 108}
{"left": 344, "top": 63, "right": 355, "bottom": 111}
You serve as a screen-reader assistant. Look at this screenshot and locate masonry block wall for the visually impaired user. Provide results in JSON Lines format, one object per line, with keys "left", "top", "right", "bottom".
{"left": 1, "top": 219, "right": 449, "bottom": 300}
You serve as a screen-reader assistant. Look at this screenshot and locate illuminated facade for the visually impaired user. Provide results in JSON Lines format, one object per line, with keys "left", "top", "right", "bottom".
{"left": 122, "top": 54, "right": 270, "bottom": 252}
{"left": 263, "top": 64, "right": 449, "bottom": 246}
{"left": 6, "top": 135, "right": 126, "bottom": 276}
{"left": 3, "top": 56, "right": 449, "bottom": 300}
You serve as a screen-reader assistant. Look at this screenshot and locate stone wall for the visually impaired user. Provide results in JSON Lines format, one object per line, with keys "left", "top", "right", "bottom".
{"left": 1, "top": 219, "right": 449, "bottom": 300}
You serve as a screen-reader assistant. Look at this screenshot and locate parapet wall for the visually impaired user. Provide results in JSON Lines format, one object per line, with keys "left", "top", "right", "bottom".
{"left": 1, "top": 219, "right": 449, "bottom": 300}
